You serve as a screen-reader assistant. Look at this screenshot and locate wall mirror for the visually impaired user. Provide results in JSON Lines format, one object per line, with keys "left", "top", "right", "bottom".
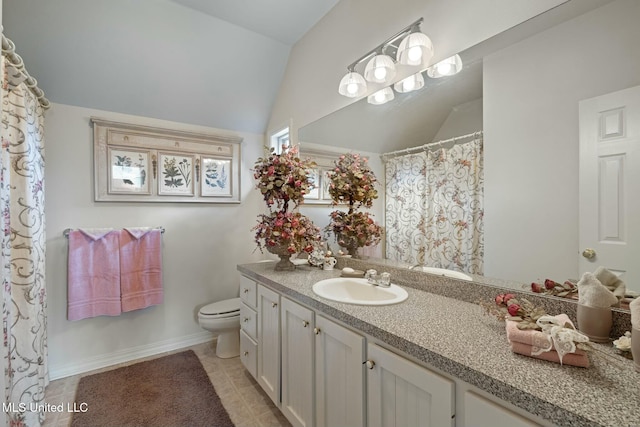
{"left": 299, "top": 0, "right": 639, "bottom": 310}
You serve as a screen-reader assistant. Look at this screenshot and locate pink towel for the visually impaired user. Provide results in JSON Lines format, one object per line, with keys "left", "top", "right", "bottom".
{"left": 119, "top": 228, "right": 163, "bottom": 312}
{"left": 67, "top": 229, "right": 121, "bottom": 321}
{"left": 506, "top": 313, "right": 577, "bottom": 348}
{"left": 510, "top": 341, "right": 590, "bottom": 368}
{"left": 506, "top": 314, "right": 589, "bottom": 367}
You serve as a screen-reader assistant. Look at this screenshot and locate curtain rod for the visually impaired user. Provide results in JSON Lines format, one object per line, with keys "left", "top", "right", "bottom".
{"left": 63, "top": 227, "right": 165, "bottom": 238}
{"left": 1, "top": 30, "right": 51, "bottom": 110}
{"left": 380, "top": 131, "right": 483, "bottom": 161}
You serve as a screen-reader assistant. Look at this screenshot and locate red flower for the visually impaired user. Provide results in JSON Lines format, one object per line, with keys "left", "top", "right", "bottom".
{"left": 544, "top": 279, "right": 557, "bottom": 290}
{"left": 495, "top": 294, "right": 504, "bottom": 305}
{"left": 503, "top": 293, "right": 515, "bottom": 303}
{"left": 531, "top": 282, "right": 543, "bottom": 293}
{"left": 507, "top": 304, "right": 521, "bottom": 316}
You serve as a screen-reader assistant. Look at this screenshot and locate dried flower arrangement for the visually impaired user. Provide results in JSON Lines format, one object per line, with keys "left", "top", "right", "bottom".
{"left": 479, "top": 293, "right": 548, "bottom": 330}
{"left": 325, "top": 153, "right": 383, "bottom": 257}
{"left": 530, "top": 279, "right": 578, "bottom": 298}
{"left": 252, "top": 146, "right": 321, "bottom": 270}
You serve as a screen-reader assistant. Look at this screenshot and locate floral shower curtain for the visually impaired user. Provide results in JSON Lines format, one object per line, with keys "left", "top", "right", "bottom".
{"left": 1, "top": 56, "right": 48, "bottom": 427}
{"left": 385, "top": 137, "right": 484, "bottom": 275}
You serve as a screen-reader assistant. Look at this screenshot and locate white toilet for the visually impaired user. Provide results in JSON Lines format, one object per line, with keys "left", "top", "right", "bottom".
{"left": 198, "top": 297, "right": 241, "bottom": 358}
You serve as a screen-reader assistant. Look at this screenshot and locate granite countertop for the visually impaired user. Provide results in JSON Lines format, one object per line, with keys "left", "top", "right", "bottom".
{"left": 238, "top": 261, "right": 640, "bottom": 427}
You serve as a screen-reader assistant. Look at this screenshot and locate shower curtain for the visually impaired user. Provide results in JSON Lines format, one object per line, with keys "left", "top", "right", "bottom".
{"left": 385, "top": 137, "right": 484, "bottom": 274}
{"left": 1, "top": 56, "right": 48, "bottom": 427}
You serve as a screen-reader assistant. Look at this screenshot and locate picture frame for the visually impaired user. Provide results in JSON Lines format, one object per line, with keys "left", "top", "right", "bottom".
{"left": 201, "top": 157, "right": 233, "bottom": 197}
{"left": 93, "top": 118, "right": 243, "bottom": 203}
{"left": 321, "top": 168, "right": 333, "bottom": 200}
{"left": 303, "top": 168, "right": 320, "bottom": 200}
{"left": 107, "top": 148, "right": 151, "bottom": 195}
{"left": 158, "top": 153, "right": 194, "bottom": 196}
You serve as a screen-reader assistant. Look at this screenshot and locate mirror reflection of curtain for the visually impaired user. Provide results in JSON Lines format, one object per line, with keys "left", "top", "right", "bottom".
{"left": 1, "top": 56, "right": 48, "bottom": 427}
{"left": 385, "top": 137, "right": 484, "bottom": 274}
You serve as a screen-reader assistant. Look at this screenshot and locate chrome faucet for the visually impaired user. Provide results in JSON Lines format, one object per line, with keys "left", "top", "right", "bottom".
{"left": 365, "top": 269, "right": 391, "bottom": 287}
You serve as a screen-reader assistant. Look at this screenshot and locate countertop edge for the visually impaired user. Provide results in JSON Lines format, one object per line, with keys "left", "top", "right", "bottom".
{"left": 237, "top": 264, "right": 599, "bottom": 427}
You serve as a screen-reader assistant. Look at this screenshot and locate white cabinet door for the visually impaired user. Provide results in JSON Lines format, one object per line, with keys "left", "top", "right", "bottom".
{"left": 281, "top": 298, "right": 314, "bottom": 427}
{"left": 315, "top": 315, "right": 365, "bottom": 427}
{"left": 462, "top": 391, "right": 540, "bottom": 427}
{"left": 257, "top": 285, "right": 280, "bottom": 405}
{"left": 367, "top": 344, "right": 454, "bottom": 427}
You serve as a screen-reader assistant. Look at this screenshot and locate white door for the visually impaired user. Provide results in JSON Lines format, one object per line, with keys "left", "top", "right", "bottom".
{"left": 257, "top": 285, "right": 280, "bottom": 405}
{"left": 280, "top": 298, "right": 314, "bottom": 427}
{"left": 579, "top": 85, "right": 640, "bottom": 292}
{"left": 315, "top": 315, "right": 365, "bottom": 427}
{"left": 366, "top": 344, "right": 454, "bottom": 427}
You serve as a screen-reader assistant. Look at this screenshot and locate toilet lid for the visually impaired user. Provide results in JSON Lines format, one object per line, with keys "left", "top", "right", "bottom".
{"left": 200, "top": 297, "right": 241, "bottom": 316}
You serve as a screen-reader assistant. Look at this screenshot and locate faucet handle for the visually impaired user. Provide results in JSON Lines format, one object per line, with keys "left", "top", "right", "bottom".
{"left": 379, "top": 272, "right": 391, "bottom": 287}
{"left": 365, "top": 269, "right": 378, "bottom": 283}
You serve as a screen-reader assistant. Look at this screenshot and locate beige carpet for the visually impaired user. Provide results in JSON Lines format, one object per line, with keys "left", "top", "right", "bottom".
{"left": 71, "top": 350, "right": 234, "bottom": 427}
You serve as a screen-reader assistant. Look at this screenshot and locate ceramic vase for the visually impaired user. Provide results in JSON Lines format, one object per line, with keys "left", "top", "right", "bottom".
{"left": 338, "top": 233, "right": 360, "bottom": 258}
{"left": 267, "top": 244, "right": 295, "bottom": 271}
{"left": 632, "top": 328, "right": 640, "bottom": 372}
{"left": 576, "top": 303, "right": 612, "bottom": 343}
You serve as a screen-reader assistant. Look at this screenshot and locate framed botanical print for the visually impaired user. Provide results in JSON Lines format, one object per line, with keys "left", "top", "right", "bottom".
{"left": 201, "top": 157, "right": 233, "bottom": 197}
{"left": 321, "top": 168, "right": 333, "bottom": 200}
{"left": 158, "top": 153, "right": 194, "bottom": 196}
{"left": 93, "top": 118, "right": 243, "bottom": 203}
{"left": 108, "top": 148, "right": 151, "bottom": 194}
{"left": 303, "top": 168, "right": 320, "bottom": 200}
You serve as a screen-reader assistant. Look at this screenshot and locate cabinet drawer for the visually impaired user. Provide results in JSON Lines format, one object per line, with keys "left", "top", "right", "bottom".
{"left": 239, "top": 275, "right": 257, "bottom": 308}
{"left": 240, "top": 330, "right": 257, "bottom": 379}
{"left": 240, "top": 302, "right": 258, "bottom": 341}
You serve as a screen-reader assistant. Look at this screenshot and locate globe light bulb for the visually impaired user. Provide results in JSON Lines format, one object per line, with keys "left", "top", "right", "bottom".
{"left": 408, "top": 46, "right": 422, "bottom": 62}
{"left": 347, "top": 83, "right": 358, "bottom": 95}
{"left": 374, "top": 67, "right": 387, "bottom": 80}
{"left": 375, "top": 91, "right": 386, "bottom": 103}
{"left": 437, "top": 62, "right": 452, "bottom": 76}
{"left": 403, "top": 79, "right": 415, "bottom": 92}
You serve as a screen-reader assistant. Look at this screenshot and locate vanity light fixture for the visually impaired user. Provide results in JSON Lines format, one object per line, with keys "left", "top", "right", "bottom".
{"left": 426, "top": 54, "right": 463, "bottom": 78}
{"left": 367, "top": 87, "right": 395, "bottom": 105}
{"left": 338, "top": 18, "right": 431, "bottom": 100}
{"left": 393, "top": 72, "right": 425, "bottom": 93}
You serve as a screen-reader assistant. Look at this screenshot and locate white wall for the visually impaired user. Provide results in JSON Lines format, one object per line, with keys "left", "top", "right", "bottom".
{"left": 268, "top": 0, "right": 565, "bottom": 140}
{"left": 431, "top": 98, "right": 483, "bottom": 143}
{"left": 45, "top": 103, "right": 265, "bottom": 378}
{"left": 483, "top": 0, "right": 640, "bottom": 283}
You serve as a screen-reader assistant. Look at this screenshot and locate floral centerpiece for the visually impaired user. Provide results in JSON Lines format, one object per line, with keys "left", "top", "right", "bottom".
{"left": 325, "top": 153, "right": 382, "bottom": 257}
{"left": 252, "top": 146, "right": 321, "bottom": 270}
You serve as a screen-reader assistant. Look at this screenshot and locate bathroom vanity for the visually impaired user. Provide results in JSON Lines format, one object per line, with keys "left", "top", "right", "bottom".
{"left": 237, "top": 261, "right": 639, "bottom": 427}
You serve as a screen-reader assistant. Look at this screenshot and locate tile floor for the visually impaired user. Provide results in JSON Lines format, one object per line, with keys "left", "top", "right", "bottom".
{"left": 42, "top": 340, "right": 292, "bottom": 427}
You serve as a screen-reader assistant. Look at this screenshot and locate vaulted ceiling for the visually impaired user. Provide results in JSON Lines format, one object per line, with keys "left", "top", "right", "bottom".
{"left": 2, "top": 0, "right": 339, "bottom": 134}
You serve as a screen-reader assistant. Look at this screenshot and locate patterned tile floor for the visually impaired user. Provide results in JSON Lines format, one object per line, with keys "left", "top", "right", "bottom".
{"left": 42, "top": 340, "right": 292, "bottom": 427}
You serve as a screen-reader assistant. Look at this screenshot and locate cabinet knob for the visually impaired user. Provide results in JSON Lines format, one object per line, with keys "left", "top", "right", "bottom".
{"left": 243, "top": 317, "right": 249, "bottom": 323}
{"left": 272, "top": 302, "right": 278, "bottom": 308}
{"left": 243, "top": 288, "right": 249, "bottom": 294}
{"left": 243, "top": 351, "right": 249, "bottom": 357}
{"left": 302, "top": 320, "right": 309, "bottom": 327}
{"left": 314, "top": 327, "right": 321, "bottom": 335}
{"left": 582, "top": 248, "right": 596, "bottom": 259}
{"left": 365, "top": 360, "right": 375, "bottom": 370}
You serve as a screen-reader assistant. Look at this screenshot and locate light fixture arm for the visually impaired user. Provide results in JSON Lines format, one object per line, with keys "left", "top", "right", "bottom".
{"left": 346, "top": 17, "right": 424, "bottom": 71}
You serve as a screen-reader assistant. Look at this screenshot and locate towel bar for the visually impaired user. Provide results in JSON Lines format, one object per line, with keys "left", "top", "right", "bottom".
{"left": 63, "top": 227, "right": 165, "bottom": 238}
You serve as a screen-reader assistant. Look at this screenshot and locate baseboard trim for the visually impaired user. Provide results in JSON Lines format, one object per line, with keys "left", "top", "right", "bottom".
{"left": 49, "top": 331, "right": 214, "bottom": 380}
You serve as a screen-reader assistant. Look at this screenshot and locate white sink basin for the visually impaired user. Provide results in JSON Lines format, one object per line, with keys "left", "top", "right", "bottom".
{"left": 312, "top": 278, "right": 408, "bottom": 306}
{"left": 414, "top": 266, "right": 472, "bottom": 281}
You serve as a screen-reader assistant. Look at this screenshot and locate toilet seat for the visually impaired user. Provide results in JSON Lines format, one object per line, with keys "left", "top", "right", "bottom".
{"left": 199, "top": 297, "right": 241, "bottom": 319}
